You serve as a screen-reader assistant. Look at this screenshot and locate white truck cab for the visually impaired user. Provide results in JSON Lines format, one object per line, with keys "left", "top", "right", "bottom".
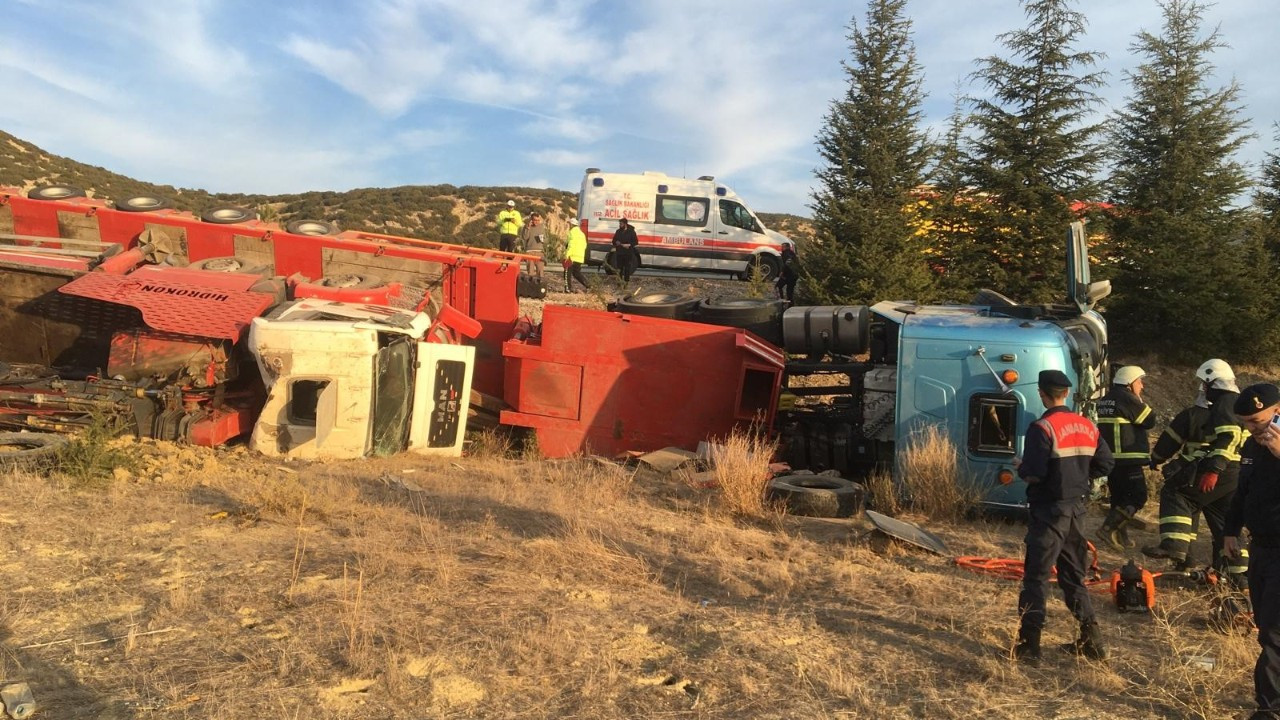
{"left": 575, "top": 169, "right": 792, "bottom": 280}
{"left": 248, "top": 299, "right": 475, "bottom": 460}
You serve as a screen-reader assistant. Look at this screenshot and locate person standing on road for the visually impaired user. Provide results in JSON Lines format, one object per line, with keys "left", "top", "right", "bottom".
{"left": 497, "top": 200, "right": 523, "bottom": 253}
{"left": 1095, "top": 365, "right": 1156, "bottom": 551}
{"left": 1144, "top": 359, "right": 1247, "bottom": 582}
{"left": 1013, "top": 369, "right": 1114, "bottom": 665}
{"left": 611, "top": 217, "right": 639, "bottom": 282}
{"left": 520, "top": 213, "right": 546, "bottom": 279}
{"left": 1224, "top": 383, "right": 1280, "bottom": 720}
{"left": 775, "top": 242, "right": 800, "bottom": 303}
{"left": 564, "top": 218, "right": 588, "bottom": 293}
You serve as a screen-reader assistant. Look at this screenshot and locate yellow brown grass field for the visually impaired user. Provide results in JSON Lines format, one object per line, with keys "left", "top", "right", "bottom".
{"left": 0, "top": 434, "right": 1261, "bottom": 719}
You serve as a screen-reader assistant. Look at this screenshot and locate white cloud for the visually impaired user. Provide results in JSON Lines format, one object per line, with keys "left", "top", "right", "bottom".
{"left": 0, "top": 44, "right": 114, "bottom": 105}
{"left": 525, "top": 149, "right": 591, "bottom": 167}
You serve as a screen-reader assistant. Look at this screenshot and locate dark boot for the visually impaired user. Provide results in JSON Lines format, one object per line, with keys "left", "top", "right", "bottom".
{"left": 1061, "top": 621, "right": 1107, "bottom": 660}
{"left": 1097, "top": 508, "right": 1128, "bottom": 552}
{"left": 1142, "top": 542, "right": 1187, "bottom": 563}
{"left": 1013, "top": 627, "right": 1042, "bottom": 665}
{"left": 1116, "top": 507, "right": 1139, "bottom": 548}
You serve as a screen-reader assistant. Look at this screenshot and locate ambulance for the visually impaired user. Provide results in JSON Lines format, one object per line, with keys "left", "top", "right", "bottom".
{"left": 575, "top": 169, "right": 793, "bottom": 280}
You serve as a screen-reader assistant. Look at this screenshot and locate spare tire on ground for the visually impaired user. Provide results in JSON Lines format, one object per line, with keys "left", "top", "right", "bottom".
{"left": 612, "top": 292, "right": 700, "bottom": 320}
{"left": 0, "top": 432, "right": 68, "bottom": 472}
{"left": 767, "top": 474, "right": 866, "bottom": 518}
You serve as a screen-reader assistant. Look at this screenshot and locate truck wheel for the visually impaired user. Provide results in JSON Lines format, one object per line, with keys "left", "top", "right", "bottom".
{"left": 0, "top": 432, "right": 68, "bottom": 472}
{"left": 613, "top": 292, "right": 700, "bottom": 320}
{"left": 115, "top": 195, "right": 172, "bottom": 212}
{"left": 188, "top": 256, "right": 274, "bottom": 275}
{"left": 201, "top": 206, "right": 257, "bottom": 224}
{"left": 749, "top": 254, "right": 782, "bottom": 281}
{"left": 285, "top": 219, "right": 338, "bottom": 236}
{"left": 767, "top": 474, "right": 865, "bottom": 518}
{"left": 318, "top": 273, "right": 385, "bottom": 289}
{"left": 697, "top": 297, "right": 782, "bottom": 325}
{"left": 27, "top": 185, "right": 86, "bottom": 201}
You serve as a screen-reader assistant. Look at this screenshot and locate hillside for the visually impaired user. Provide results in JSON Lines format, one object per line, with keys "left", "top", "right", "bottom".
{"left": 0, "top": 130, "right": 813, "bottom": 248}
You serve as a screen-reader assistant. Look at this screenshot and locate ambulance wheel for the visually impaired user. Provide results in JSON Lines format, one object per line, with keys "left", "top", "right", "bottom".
{"left": 318, "top": 273, "right": 385, "bottom": 289}
{"left": 27, "top": 185, "right": 86, "bottom": 201}
{"left": 0, "top": 432, "right": 68, "bottom": 472}
{"left": 115, "top": 195, "right": 172, "bottom": 212}
{"left": 613, "top": 292, "right": 700, "bottom": 320}
{"left": 767, "top": 475, "right": 865, "bottom": 518}
{"left": 285, "top": 219, "right": 338, "bottom": 236}
{"left": 201, "top": 206, "right": 257, "bottom": 224}
{"left": 749, "top": 254, "right": 781, "bottom": 281}
{"left": 188, "top": 256, "right": 274, "bottom": 275}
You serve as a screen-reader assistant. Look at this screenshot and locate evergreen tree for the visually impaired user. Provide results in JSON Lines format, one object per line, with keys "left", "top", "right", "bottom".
{"left": 806, "top": 0, "right": 933, "bottom": 305}
{"left": 963, "top": 0, "right": 1106, "bottom": 303}
{"left": 1257, "top": 127, "right": 1280, "bottom": 265}
{"left": 1106, "top": 0, "right": 1267, "bottom": 360}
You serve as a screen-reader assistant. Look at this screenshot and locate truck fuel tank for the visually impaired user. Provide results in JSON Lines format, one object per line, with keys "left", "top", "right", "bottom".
{"left": 782, "top": 306, "right": 869, "bottom": 357}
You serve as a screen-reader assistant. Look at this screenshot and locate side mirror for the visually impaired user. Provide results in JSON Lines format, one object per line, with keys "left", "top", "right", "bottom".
{"left": 1087, "top": 280, "right": 1111, "bottom": 305}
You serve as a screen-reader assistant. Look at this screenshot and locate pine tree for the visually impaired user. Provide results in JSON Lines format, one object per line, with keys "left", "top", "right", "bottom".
{"left": 963, "top": 0, "right": 1106, "bottom": 303}
{"left": 1106, "top": 0, "right": 1266, "bottom": 360}
{"left": 1257, "top": 127, "right": 1280, "bottom": 265}
{"left": 806, "top": 0, "right": 933, "bottom": 305}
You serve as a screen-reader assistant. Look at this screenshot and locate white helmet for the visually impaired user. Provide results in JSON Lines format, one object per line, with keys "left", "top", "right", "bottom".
{"left": 1196, "top": 358, "right": 1238, "bottom": 391}
{"left": 1113, "top": 365, "right": 1146, "bottom": 386}
{"left": 506, "top": 200, "right": 515, "bottom": 207}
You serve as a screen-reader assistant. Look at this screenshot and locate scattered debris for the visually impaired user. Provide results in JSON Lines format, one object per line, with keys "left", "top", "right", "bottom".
{"left": 863, "top": 509, "right": 950, "bottom": 555}
{"left": 637, "top": 447, "right": 700, "bottom": 473}
{"left": 0, "top": 682, "right": 35, "bottom": 719}
{"left": 767, "top": 474, "right": 865, "bottom": 518}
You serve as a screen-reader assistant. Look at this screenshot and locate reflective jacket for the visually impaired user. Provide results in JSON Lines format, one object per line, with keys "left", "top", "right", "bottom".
{"left": 1096, "top": 385, "right": 1155, "bottom": 466}
{"left": 497, "top": 209, "right": 523, "bottom": 236}
{"left": 565, "top": 226, "right": 587, "bottom": 263}
{"left": 1019, "top": 406, "right": 1115, "bottom": 503}
{"left": 1151, "top": 390, "right": 1244, "bottom": 474}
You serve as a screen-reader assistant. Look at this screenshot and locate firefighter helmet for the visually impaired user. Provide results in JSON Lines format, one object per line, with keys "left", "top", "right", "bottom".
{"left": 1196, "top": 359, "right": 1238, "bottom": 391}
{"left": 1113, "top": 365, "right": 1146, "bottom": 386}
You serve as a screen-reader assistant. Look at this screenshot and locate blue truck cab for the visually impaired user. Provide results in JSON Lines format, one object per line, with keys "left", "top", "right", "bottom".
{"left": 777, "top": 222, "right": 1109, "bottom": 507}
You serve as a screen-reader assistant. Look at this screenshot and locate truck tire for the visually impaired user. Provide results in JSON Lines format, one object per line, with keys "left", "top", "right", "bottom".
{"left": 697, "top": 297, "right": 780, "bottom": 325}
{"left": 613, "top": 292, "right": 700, "bottom": 320}
{"left": 188, "top": 256, "right": 274, "bottom": 275}
{"left": 115, "top": 195, "right": 171, "bottom": 212}
{"left": 0, "top": 432, "right": 68, "bottom": 472}
{"left": 285, "top": 219, "right": 338, "bottom": 236}
{"left": 28, "top": 185, "right": 86, "bottom": 201}
{"left": 201, "top": 206, "right": 257, "bottom": 224}
{"left": 767, "top": 474, "right": 865, "bottom": 518}
{"left": 318, "top": 273, "right": 385, "bottom": 289}
{"left": 748, "top": 254, "right": 782, "bottom": 281}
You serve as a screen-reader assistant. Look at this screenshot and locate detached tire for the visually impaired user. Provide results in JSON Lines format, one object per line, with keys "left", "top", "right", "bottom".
{"left": 318, "top": 273, "right": 385, "bottom": 289}
{"left": 767, "top": 474, "right": 865, "bottom": 518}
{"left": 28, "top": 185, "right": 86, "bottom": 201}
{"left": 613, "top": 292, "right": 700, "bottom": 320}
{"left": 115, "top": 195, "right": 171, "bottom": 212}
{"left": 0, "top": 432, "right": 68, "bottom": 472}
{"left": 697, "top": 297, "right": 784, "bottom": 345}
{"left": 188, "top": 256, "right": 274, "bottom": 275}
{"left": 285, "top": 219, "right": 338, "bottom": 236}
{"left": 201, "top": 206, "right": 257, "bottom": 224}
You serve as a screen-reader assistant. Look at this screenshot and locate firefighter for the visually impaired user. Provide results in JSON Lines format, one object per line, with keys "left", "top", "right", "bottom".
{"left": 1014, "top": 369, "right": 1114, "bottom": 665}
{"left": 1095, "top": 365, "right": 1156, "bottom": 550}
{"left": 1143, "top": 359, "right": 1248, "bottom": 582}
{"left": 496, "top": 200, "right": 523, "bottom": 253}
{"left": 1224, "top": 383, "right": 1280, "bottom": 720}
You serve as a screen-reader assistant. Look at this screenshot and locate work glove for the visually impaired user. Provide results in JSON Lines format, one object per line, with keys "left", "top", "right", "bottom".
{"left": 1197, "top": 471, "right": 1219, "bottom": 493}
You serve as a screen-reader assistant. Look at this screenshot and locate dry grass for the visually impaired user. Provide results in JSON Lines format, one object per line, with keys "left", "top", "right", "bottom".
{"left": 708, "top": 427, "right": 777, "bottom": 517}
{"left": 899, "top": 423, "right": 979, "bottom": 521}
{"left": 0, "top": 436, "right": 1262, "bottom": 718}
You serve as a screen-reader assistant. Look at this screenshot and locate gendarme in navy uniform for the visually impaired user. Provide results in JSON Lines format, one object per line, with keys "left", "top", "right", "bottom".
{"left": 1225, "top": 383, "right": 1280, "bottom": 719}
{"left": 1014, "top": 369, "right": 1115, "bottom": 664}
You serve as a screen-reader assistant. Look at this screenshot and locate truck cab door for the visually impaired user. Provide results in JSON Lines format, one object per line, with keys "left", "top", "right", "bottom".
{"left": 1066, "top": 221, "right": 1110, "bottom": 314}
{"left": 715, "top": 199, "right": 767, "bottom": 272}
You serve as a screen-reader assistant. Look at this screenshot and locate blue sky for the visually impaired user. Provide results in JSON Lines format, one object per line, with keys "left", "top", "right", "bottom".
{"left": 2, "top": 0, "right": 1277, "bottom": 216}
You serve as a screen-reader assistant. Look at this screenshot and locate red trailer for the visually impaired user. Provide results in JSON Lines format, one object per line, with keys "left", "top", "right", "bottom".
{"left": 500, "top": 304, "right": 785, "bottom": 457}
